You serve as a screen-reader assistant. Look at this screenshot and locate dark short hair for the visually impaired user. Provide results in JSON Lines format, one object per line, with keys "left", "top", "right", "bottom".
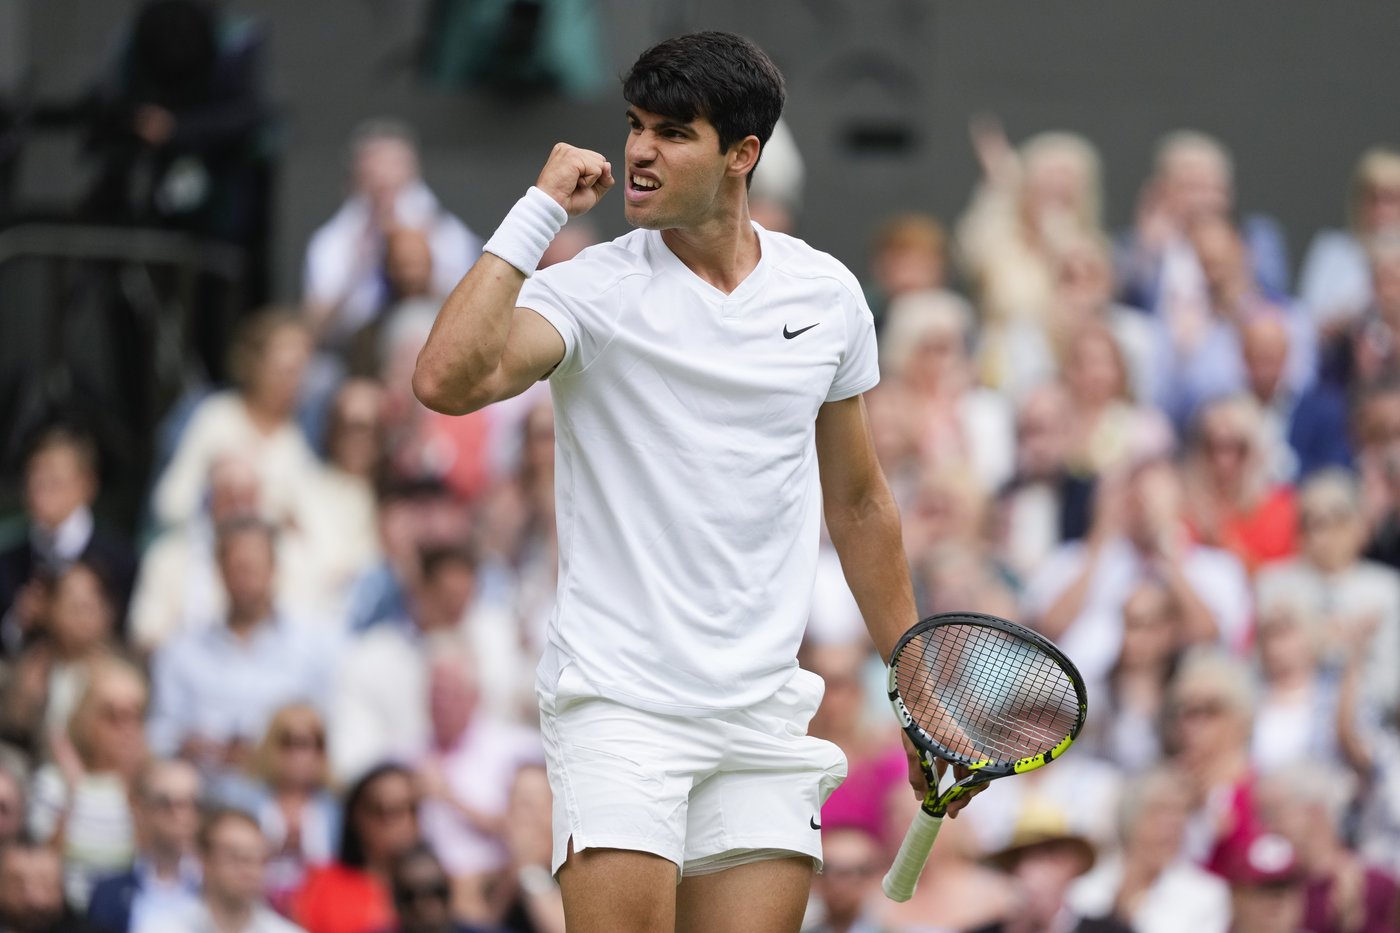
{"left": 418, "top": 544, "right": 477, "bottom": 583}
{"left": 25, "top": 424, "right": 100, "bottom": 478}
{"left": 623, "top": 31, "right": 785, "bottom": 175}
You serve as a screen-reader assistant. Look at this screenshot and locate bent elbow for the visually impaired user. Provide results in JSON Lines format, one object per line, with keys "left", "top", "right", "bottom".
{"left": 411, "top": 366, "right": 469, "bottom": 415}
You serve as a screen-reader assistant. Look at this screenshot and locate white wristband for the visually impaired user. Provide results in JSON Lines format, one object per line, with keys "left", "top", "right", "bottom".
{"left": 483, "top": 186, "right": 568, "bottom": 276}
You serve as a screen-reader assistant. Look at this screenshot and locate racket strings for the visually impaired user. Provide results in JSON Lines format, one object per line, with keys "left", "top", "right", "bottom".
{"left": 896, "top": 624, "right": 1080, "bottom": 765}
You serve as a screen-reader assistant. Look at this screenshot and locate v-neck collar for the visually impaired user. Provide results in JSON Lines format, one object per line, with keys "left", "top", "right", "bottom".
{"left": 649, "top": 222, "right": 770, "bottom": 304}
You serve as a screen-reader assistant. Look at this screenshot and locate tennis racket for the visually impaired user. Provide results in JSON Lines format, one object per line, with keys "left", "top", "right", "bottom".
{"left": 881, "top": 611, "right": 1087, "bottom": 902}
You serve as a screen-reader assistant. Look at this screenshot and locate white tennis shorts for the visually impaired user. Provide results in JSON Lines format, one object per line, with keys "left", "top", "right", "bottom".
{"left": 538, "top": 662, "right": 848, "bottom": 877}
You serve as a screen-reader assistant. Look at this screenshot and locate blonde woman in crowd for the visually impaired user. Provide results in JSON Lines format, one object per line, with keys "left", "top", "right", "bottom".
{"left": 1182, "top": 393, "right": 1298, "bottom": 574}
{"left": 958, "top": 121, "right": 1105, "bottom": 332}
{"left": 1059, "top": 323, "right": 1174, "bottom": 480}
{"left": 27, "top": 657, "right": 148, "bottom": 908}
{"left": 219, "top": 703, "right": 341, "bottom": 914}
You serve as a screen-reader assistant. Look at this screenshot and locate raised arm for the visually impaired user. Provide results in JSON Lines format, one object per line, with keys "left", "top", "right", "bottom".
{"left": 413, "top": 144, "right": 614, "bottom": 415}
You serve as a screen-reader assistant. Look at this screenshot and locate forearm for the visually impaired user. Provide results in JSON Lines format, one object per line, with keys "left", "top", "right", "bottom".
{"left": 825, "top": 483, "right": 918, "bottom": 663}
{"left": 1035, "top": 546, "right": 1102, "bottom": 640}
{"left": 413, "top": 252, "right": 528, "bottom": 414}
{"left": 1160, "top": 563, "right": 1220, "bottom": 644}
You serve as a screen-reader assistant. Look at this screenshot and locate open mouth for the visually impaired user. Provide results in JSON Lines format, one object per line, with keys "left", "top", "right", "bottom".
{"left": 630, "top": 174, "right": 661, "bottom": 192}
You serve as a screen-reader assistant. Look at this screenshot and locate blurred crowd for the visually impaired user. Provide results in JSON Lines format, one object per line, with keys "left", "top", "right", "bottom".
{"left": 4, "top": 7, "right": 1400, "bottom": 933}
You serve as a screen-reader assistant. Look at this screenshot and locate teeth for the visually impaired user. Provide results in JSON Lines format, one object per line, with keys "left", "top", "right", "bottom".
{"left": 632, "top": 175, "right": 660, "bottom": 190}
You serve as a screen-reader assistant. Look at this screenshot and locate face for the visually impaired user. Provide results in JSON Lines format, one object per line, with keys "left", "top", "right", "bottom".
{"left": 806, "top": 644, "right": 868, "bottom": 739}
{"left": 202, "top": 817, "right": 268, "bottom": 906}
{"left": 1168, "top": 682, "right": 1243, "bottom": 761}
{"left": 1164, "top": 149, "right": 1231, "bottom": 221}
{"left": 207, "top": 459, "right": 261, "bottom": 523}
{"left": 815, "top": 828, "right": 881, "bottom": 921}
{"left": 48, "top": 565, "right": 114, "bottom": 654}
{"left": 1011, "top": 844, "right": 1087, "bottom": 924}
{"left": 139, "top": 763, "right": 202, "bottom": 856}
{"left": 83, "top": 675, "right": 149, "bottom": 772}
{"left": 1359, "top": 180, "right": 1400, "bottom": 233}
{"left": 1196, "top": 409, "right": 1254, "bottom": 489}
{"left": 1299, "top": 493, "right": 1364, "bottom": 572}
{"left": 25, "top": 445, "right": 94, "bottom": 530}
{"left": 1372, "top": 249, "right": 1400, "bottom": 314}
{"left": 269, "top": 711, "right": 327, "bottom": 790}
{"left": 1125, "top": 462, "right": 1182, "bottom": 549}
{"left": 355, "top": 137, "right": 418, "bottom": 211}
{"left": 1066, "top": 331, "right": 1123, "bottom": 404}
{"left": 355, "top": 772, "right": 419, "bottom": 864}
{"left": 329, "top": 382, "right": 384, "bottom": 477}
{"left": 218, "top": 529, "right": 276, "bottom": 619}
{"left": 0, "top": 848, "right": 65, "bottom": 932}
{"left": 874, "top": 245, "right": 944, "bottom": 297}
{"left": 1016, "top": 388, "right": 1070, "bottom": 478}
{"left": 1126, "top": 779, "right": 1191, "bottom": 867}
{"left": 1255, "top": 611, "right": 1315, "bottom": 682}
{"left": 1189, "top": 217, "right": 1246, "bottom": 294}
{"left": 386, "top": 229, "right": 434, "bottom": 298}
{"left": 428, "top": 659, "right": 478, "bottom": 746}
{"left": 1055, "top": 241, "right": 1112, "bottom": 309}
{"left": 623, "top": 106, "right": 745, "bottom": 230}
{"left": 419, "top": 561, "right": 475, "bottom": 632}
{"left": 1023, "top": 150, "right": 1086, "bottom": 226}
{"left": 393, "top": 854, "right": 454, "bottom": 933}
{"left": 1118, "top": 585, "right": 1176, "bottom": 668}
{"left": 248, "top": 326, "right": 311, "bottom": 416}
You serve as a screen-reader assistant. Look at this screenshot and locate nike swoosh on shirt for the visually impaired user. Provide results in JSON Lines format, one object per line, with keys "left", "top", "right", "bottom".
{"left": 809, "top": 816, "right": 822, "bottom": 830}
{"left": 784, "top": 323, "right": 820, "bottom": 339}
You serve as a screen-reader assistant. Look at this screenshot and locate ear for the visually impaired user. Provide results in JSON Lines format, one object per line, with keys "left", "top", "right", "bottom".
{"left": 726, "top": 135, "right": 761, "bottom": 179}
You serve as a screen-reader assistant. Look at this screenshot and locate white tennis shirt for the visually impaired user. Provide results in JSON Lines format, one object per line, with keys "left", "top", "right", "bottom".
{"left": 519, "top": 224, "right": 879, "bottom": 714}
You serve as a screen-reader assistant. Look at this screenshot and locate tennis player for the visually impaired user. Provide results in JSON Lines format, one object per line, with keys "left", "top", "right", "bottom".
{"left": 414, "top": 30, "right": 976, "bottom": 933}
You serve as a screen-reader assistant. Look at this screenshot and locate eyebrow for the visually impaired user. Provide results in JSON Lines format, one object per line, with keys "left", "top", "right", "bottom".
{"left": 625, "top": 109, "right": 697, "bottom": 136}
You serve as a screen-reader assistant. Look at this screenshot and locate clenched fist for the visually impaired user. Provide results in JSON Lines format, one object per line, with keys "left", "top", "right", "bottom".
{"left": 537, "top": 143, "right": 615, "bottom": 217}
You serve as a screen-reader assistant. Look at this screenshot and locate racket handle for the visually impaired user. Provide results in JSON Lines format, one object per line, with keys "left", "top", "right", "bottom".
{"left": 881, "top": 808, "right": 944, "bottom": 902}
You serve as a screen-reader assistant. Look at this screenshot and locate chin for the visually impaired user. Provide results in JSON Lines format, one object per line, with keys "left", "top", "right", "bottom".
{"left": 624, "top": 205, "right": 666, "bottom": 230}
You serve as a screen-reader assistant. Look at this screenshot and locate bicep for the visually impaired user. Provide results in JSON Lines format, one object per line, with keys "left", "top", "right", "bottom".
{"left": 483, "top": 306, "right": 567, "bottom": 405}
{"left": 815, "top": 394, "right": 885, "bottom": 515}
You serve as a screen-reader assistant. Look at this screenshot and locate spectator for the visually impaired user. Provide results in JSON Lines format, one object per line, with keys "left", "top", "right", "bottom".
{"left": 1327, "top": 229, "right": 1400, "bottom": 392}
{"left": 216, "top": 703, "right": 339, "bottom": 914}
{"left": 128, "top": 452, "right": 322, "bottom": 656}
{"left": 1255, "top": 468, "right": 1400, "bottom": 721}
{"left": 1181, "top": 393, "right": 1298, "bottom": 573}
{"left": 1022, "top": 456, "right": 1251, "bottom": 694}
{"left": 803, "top": 640, "right": 906, "bottom": 851}
{"left": 146, "top": 518, "right": 337, "bottom": 783}
{"left": 879, "top": 289, "right": 1016, "bottom": 493}
{"left": 381, "top": 845, "right": 507, "bottom": 933}
{"left": 994, "top": 383, "right": 1096, "bottom": 582}
{"left": 1079, "top": 582, "right": 1180, "bottom": 773}
{"left": 1248, "top": 599, "right": 1350, "bottom": 775}
{"left": 330, "top": 545, "right": 524, "bottom": 784}
{"left": 863, "top": 213, "right": 952, "bottom": 331}
{"left": 28, "top": 658, "right": 148, "bottom": 908}
{"left": 970, "top": 807, "right": 1129, "bottom": 933}
{"left": 415, "top": 639, "right": 540, "bottom": 923}
{"left": 302, "top": 118, "right": 479, "bottom": 355}
{"left": 1299, "top": 146, "right": 1400, "bottom": 335}
{"left": 1155, "top": 213, "right": 1313, "bottom": 429}
{"left": 1116, "top": 130, "right": 1288, "bottom": 314}
{"left": 905, "top": 464, "right": 1018, "bottom": 618}
{"left": 1216, "top": 831, "right": 1311, "bottom": 933}
{"left": 9, "top": 561, "right": 125, "bottom": 748}
{"left": 1239, "top": 312, "right": 1353, "bottom": 482}
{"left": 1256, "top": 768, "right": 1400, "bottom": 933}
{"left": 0, "top": 840, "right": 99, "bottom": 933}
{"left": 0, "top": 426, "right": 136, "bottom": 657}
{"left": 86, "top": 758, "right": 202, "bottom": 933}
{"left": 803, "top": 824, "right": 885, "bottom": 933}
{"left": 1067, "top": 766, "right": 1231, "bottom": 933}
{"left": 958, "top": 121, "right": 1105, "bottom": 335}
{"left": 495, "top": 763, "right": 563, "bottom": 933}
{"left": 301, "top": 379, "right": 385, "bottom": 616}
{"left": 149, "top": 311, "right": 321, "bottom": 534}
{"left": 1162, "top": 649, "right": 1263, "bottom": 873}
{"left": 1059, "top": 322, "right": 1173, "bottom": 480}
{"left": 142, "top": 807, "right": 305, "bottom": 933}
{"left": 986, "top": 230, "right": 1162, "bottom": 404}
{"left": 291, "top": 763, "right": 420, "bottom": 933}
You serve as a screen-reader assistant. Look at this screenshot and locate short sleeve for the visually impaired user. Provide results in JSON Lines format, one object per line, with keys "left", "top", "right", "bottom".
{"left": 826, "top": 286, "right": 880, "bottom": 402}
{"left": 518, "top": 270, "right": 582, "bottom": 376}
{"left": 517, "top": 241, "right": 636, "bottom": 379}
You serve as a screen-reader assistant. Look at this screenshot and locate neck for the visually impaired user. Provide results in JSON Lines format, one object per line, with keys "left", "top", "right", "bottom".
{"left": 206, "top": 893, "right": 254, "bottom": 932}
{"left": 227, "top": 605, "right": 269, "bottom": 634}
{"left": 659, "top": 197, "right": 760, "bottom": 294}
{"left": 148, "top": 849, "right": 185, "bottom": 880}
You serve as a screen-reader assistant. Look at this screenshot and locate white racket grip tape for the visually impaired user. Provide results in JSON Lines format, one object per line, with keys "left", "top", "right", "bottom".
{"left": 882, "top": 808, "right": 945, "bottom": 901}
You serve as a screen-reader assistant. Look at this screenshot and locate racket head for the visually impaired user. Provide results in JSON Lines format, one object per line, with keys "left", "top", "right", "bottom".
{"left": 888, "top": 611, "right": 1088, "bottom": 779}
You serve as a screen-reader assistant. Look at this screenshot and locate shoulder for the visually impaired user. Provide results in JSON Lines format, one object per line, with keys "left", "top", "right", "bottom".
{"left": 762, "top": 228, "right": 865, "bottom": 302}
{"left": 527, "top": 229, "right": 654, "bottom": 299}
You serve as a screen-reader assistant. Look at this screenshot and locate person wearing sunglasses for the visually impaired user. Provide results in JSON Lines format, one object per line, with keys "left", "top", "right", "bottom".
{"left": 382, "top": 845, "right": 505, "bottom": 933}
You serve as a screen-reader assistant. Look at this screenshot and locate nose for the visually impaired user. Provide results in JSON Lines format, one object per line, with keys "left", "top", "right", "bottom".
{"left": 628, "top": 131, "right": 656, "bottom": 165}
